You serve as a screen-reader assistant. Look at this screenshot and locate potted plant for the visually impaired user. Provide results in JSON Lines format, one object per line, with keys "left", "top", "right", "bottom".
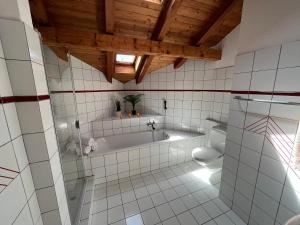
{"left": 115, "top": 100, "right": 122, "bottom": 118}
{"left": 123, "top": 94, "right": 143, "bottom": 115}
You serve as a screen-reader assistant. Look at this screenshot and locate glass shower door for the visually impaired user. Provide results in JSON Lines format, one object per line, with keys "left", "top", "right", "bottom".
{"left": 44, "top": 48, "right": 86, "bottom": 225}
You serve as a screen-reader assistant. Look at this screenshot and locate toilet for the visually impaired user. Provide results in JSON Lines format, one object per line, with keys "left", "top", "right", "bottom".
{"left": 192, "top": 125, "right": 227, "bottom": 164}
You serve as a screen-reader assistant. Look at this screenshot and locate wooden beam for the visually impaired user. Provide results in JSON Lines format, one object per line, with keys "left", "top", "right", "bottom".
{"left": 104, "top": 0, "right": 115, "bottom": 83}
{"left": 195, "top": 0, "right": 243, "bottom": 47}
{"left": 29, "top": 0, "right": 69, "bottom": 61}
{"left": 50, "top": 47, "right": 68, "bottom": 61}
{"left": 174, "top": 0, "right": 243, "bottom": 69}
{"left": 151, "top": 0, "right": 183, "bottom": 41}
{"left": 39, "top": 27, "right": 222, "bottom": 60}
{"left": 106, "top": 52, "right": 115, "bottom": 83}
{"left": 174, "top": 58, "right": 186, "bottom": 69}
{"left": 136, "top": 55, "right": 154, "bottom": 83}
{"left": 136, "top": 0, "right": 183, "bottom": 83}
{"left": 105, "top": 0, "right": 114, "bottom": 34}
{"left": 115, "top": 65, "right": 135, "bottom": 74}
{"left": 29, "top": 0, "right": 49, "bottom": 25}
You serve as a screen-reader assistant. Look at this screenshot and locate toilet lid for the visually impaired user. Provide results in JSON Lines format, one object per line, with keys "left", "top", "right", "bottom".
{"left": 192, "top": 146, "right": 223, "bottom": 162}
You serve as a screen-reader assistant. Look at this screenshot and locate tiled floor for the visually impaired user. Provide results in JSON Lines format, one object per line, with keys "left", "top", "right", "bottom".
{"left": 85, "top": 160, "right": 246, "bottom": 225}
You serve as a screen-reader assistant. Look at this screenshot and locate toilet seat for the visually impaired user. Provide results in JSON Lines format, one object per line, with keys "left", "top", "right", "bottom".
{"left": 192, "top": 146, "right": 224, "bottom": 164}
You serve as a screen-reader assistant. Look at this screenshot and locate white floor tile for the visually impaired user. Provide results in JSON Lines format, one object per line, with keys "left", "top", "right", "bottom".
{"left": 190, "top": 205, "right": 211, "bottom": 225}
{"left": 162, "top": 216, "right": 180, "bottom": 225}
{"left": 111, "top": 220, "right": 126, "bottom": 225}
{"left": 214, "top": 214, "right": 235, "bottom": 225}
{"left": 108, "top": 206, "right": 124, "bottom": 224}
{"left": 126, "top": 214, "right": 144, "bottom": 225}
{"left": 169, "top": 198, "right": 187, "bottom": 215}
{"left": 141, "top": 208, "right": 160, "bottom": 225}
{"left": 177, "top": 211, "right": 198, "bottom": 225}
{"left": 151, "top": 192, "right": 167, "bottom": 206}
{"left": 135, "top": 187, "right": 149, "bottom": 199}
{"left": 121, "top": 191, "right": 136, "bottom": 204}
{"left": 156, "top": 203, "right": 175, "bottom": 221}
{"left": 202, "top": 201, "right": 223, "bottom": 218}
{"left": 146, "top": 183, "right": 160, "bottom": 194}
{"left": 163, "top": 188, "right": 178, "bottom": 201}
{"left": 92, "top": 211, "right": 107, "bottom": 225}
{"left": 124, "top": 201, "right": 140, "bottom": 217}
{"left": 181, "top": 194, "right": 199, "bottom": 209}
{"left": 138, "top": 196, "right": 154, "bottom": 212}
{"left": 89, "top": 161, "right": 245, "bottom": 225}
{"left": 108, "top": 194, "right": 122, "bottom": 208}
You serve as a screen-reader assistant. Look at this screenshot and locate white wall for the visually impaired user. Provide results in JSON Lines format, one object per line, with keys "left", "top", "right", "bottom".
{"left": 220, "top": 1, "right": 300, "bottom": 224}
{"left": 238, "top": 0, "right": 300, "bottom": 53}
{"left": 208, "top": 25, "right": 240, "bottom": 69}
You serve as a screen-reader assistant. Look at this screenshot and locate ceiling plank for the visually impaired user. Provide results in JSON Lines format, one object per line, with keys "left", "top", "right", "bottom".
{"left": 104, "top": 0, "right": 115, "bottom": 83}
{"left": 174, "top": 0, "right": 243, "bottom": 69}
{"left": 39, "top": 27, "right": 222, "bottom": 60}
{"left": 105, "top": 0, "right": 115, "bottom": 34}
{"left": 29, "top": 0, "right": 68, "bottom": 61}
{"left": 50, "top": 47, "right": 68, "bottom": 61}
{"left": 195, "top": 0, "right": 243, "bottom": 47}
{"left": 106, "top": 52, "right": 115, "bottom": 83}
{"left": 174, "top": 58, "right": 186, "bottom": 69}
{"left": 136, "top": 0, "right": 183, "bottom": 83}
{"left": 29, "top": 0, "right": 49, "bottom": 25}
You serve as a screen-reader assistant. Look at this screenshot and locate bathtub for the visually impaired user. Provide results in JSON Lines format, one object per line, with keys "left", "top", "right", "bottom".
{"left": 94, "top": 129, "right": 201, "bottom": 154}
{"left": 63, "top": 129, "right": 206, "bottom": 184}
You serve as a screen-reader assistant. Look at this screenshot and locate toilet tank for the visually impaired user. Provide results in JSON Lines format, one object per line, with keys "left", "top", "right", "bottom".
{"left": 209, "top": 125, "right": 227, "bottom": 154}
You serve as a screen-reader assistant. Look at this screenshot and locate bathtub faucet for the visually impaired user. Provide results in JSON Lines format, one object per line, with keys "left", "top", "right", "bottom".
{"left": 147, "top": 120, "right": 156, "bottom": 130}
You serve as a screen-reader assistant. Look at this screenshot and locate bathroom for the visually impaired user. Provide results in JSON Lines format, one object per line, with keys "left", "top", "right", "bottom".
{"left": 0, "top": 0, "right": 300, "bottom": 225}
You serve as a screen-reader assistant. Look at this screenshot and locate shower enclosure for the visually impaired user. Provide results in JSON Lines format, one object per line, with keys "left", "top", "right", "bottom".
{"left": 43, "top": 47, "right": 88, "bottom": 224}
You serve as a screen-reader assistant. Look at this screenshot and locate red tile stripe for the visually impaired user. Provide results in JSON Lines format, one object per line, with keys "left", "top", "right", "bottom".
{"left": 245, "top": 116, "right": 300, "bottom": 180}
{"left": 0, "top": 166, "right": 19, "bottom": 174}
{"left": 1, "top": 90, "right": 299, "bottom": 104}
{"left": 50, "top": 89, "right": 300, "bottom": 96}
{"left": 0, "top": 95, "right": 50, "bottom": 104}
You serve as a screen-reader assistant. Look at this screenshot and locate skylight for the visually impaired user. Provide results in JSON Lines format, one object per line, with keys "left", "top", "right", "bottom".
{"left": 144, "top": 0, "right": 163, "bottom": 4}
{"left": 116, "top": 54, "right": 136, "bottom": 64}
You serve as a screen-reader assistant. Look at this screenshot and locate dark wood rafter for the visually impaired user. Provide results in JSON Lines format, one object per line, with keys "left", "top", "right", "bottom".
{"left": 50, "top": 47, "right": 68, "bottom": 61}
{"left": 29, "top": 0, "right": 68, "bottom": 61}
{"left": 38, "top": 27, "right": 222, "bottom": 60}
{"left": 106, "top": 51, "right": 115, "bottom": 83}
{"left": 174, "top": 58, "right": 186, "bottom": 69}
{"left": 105, "top": 0, "right": 115, "bottom": 83}
{"left": 174, "top": 0, "right": 243, "bottom": 69}
{"left": 136, "top": 0, "right": 183, "bottom": 84}
{"left": 29, "top": 0, "right": 49, "bottom": 25}
{"left": 29, "top": 0, "right": 243, "bottom": 83}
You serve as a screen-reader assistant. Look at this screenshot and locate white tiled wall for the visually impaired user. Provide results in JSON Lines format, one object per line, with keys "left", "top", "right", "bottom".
{"left": 62, "top": 136, "right": 206, "bottom": 185}
{"left": 124, "top": 61, "right": 233, "bottom": 135}
{"left": 0, "top": 47, "right": 43, "bottom": 225}
{"left": 0, "top": 16, "right": 70, "bottom": 225}
{"left": 91, "top": 115, "right": 165, "bottom": 138}
{"left": 44, "top": 46, "right": 124, "bottom": 147}
{"left": 219, "top": 40, "right": 300, "bottom": 225}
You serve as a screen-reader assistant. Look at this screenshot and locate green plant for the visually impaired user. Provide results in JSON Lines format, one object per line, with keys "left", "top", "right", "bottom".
{"left": 123, "top": 94, "right": 143, "bottom": 115}
{"left": 115, "top": 100, "right": 121, "bottom": 111}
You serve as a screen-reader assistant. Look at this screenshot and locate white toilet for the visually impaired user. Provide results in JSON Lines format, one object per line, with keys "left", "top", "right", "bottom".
{"left": 192, "top": 125, "right": 227, "bottom": 164}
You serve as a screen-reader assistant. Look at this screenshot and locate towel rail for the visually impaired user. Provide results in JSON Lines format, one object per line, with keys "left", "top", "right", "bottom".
{"left": 234, "top": 96, "right": 300, "bottom": 106}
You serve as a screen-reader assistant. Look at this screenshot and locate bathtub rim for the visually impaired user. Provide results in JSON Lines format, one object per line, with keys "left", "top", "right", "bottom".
{"left": 87, "top": 129, "right": 205, "bottom": 158}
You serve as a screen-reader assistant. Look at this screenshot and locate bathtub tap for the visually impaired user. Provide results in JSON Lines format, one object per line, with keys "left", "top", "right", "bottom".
{"left": 146, "top": 120, "right": 156, "bottom": 130}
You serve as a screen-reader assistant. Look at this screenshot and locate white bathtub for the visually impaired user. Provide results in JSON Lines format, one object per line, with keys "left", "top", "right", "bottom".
{"left": 94, "top": 129, "right": 201, "bottom": 154}
{"left": 68, "top": 129, "right": 207, "bottom": 184}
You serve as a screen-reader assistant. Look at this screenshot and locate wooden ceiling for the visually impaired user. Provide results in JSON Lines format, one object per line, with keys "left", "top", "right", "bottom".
{"left": 29, "top": 0, "right": 243, "bottom": 83}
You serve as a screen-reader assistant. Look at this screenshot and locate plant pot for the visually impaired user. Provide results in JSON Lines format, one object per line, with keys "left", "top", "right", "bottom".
{"left": 131, "top": 110, "right": 136, "bottom": 115}
{"left": 115, "top": 111, "right": 122, "bottom": 118}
